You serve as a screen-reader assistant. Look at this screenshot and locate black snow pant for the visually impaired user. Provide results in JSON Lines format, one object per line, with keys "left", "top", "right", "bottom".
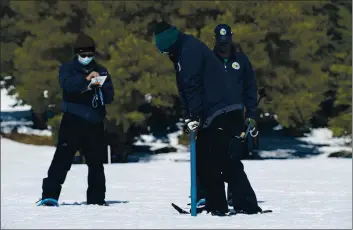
{"left": 42, "top": 112, "right": 106, "bottom": 204}
{"left": 197, "top": 142, "right": 233, "bottom": 204}
{"left": 198, "top": 110, "right": 260, "bottom": 213}
{"left": 195, "top": 129, "right": 208, "bottom": 201}
{"left": 196, "top": 134, "right": 235, "bottom": 204}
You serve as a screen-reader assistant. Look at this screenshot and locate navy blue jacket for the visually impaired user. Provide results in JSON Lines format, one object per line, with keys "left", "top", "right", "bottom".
{"left": 172, "top": 34, "right": 257, "bottom": 128}
{"left": 213, "top": 45, "right": 257, "bottom": 120}
{"left": 59, "top": 57, "right": 114, "bottom": 123}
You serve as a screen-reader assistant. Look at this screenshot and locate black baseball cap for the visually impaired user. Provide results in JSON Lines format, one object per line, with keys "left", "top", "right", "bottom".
{"left": 214, "top": 24, "right": 232, "bottom": 42}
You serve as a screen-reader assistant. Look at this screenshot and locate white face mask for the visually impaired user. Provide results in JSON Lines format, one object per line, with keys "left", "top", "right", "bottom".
{"left": 78, "top": 55, "right": 94, "bottom": 65}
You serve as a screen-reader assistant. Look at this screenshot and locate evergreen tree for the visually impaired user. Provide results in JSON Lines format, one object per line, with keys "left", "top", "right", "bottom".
{"left": 2, "top": 0, "right": 351, "bottom": 149}
{"left": 324, "top": 1, "right": 352, "bottom": 136}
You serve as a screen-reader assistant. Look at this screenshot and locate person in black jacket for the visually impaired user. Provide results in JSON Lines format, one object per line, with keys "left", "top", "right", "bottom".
{"left": 154, "top": 21, "right": 262, "bottom": 215}
{"left": 39, "top": 33, "right": 114, "bottom": 206}
{"left": 212, "top": 24, "right": 261, "bottom": 210}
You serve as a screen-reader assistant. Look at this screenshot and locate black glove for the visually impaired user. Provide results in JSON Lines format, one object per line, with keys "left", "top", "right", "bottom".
{"left": 183, "top": 118, "right": 200, "bottom": 133}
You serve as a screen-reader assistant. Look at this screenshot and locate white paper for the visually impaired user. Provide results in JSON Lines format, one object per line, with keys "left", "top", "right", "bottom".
{"left": 88, "top": 75, "right": 107, "bottom": 89}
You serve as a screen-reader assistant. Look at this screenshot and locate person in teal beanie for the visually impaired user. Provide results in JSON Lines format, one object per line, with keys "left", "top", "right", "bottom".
{"left": 154, "top": 21, "right": 263, "bottom": 216}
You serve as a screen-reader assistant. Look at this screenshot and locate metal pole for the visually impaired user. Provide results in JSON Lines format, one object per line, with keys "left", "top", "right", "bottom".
{"left": 190, "top": 131, "right": 197, "bottom": 216}
{"left": 107, "top": 145, "right": 111, "bottom": 164}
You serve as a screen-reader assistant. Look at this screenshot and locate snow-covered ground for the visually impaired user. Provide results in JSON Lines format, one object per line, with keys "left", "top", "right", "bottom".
{"left": 0, "top": 121, "right": 53, "bottom": 136}
{"left": 1, "top": 88, "right": 31, "bottom": 112}
{"left": 133, "top": 127, "right": 187, "bottom": 153}
{"left": 298, "top": 128, "right": 352, "bottom": 157}
{"left": 1, "top": 138, "right": 351, "bottom": 229}
{"left": 1, "top": 87, "right": 52, "bottom": 136}
{"left": 254, "top": 127, "right": 352, "bottom": 159}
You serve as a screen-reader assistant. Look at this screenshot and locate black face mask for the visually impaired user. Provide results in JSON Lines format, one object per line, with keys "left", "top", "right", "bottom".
{"left": 215, "top": 41, "right": 232, "bottom": 56}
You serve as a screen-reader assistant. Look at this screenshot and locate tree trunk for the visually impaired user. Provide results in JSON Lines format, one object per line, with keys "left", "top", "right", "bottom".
{"left": 31, "top": 111, "right": 47, "bottom": 130}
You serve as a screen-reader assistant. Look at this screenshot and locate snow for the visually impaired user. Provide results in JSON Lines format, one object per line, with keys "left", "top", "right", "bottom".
{"left": 7, "top": 85, "right": 15, "bottom": 91}
{"left": 1, "top": 121, "right": 52, "bottom": 136}
{"left": 258, "top": 149, "right": 296, "bottom": 159}
{"left": 299, "top": 128, "right": 351, "bottom": 146}
{"left": 272, "top": 124, "right": 283, "bottom": 131}
{"left": 1, "top": 138, "right": 351, "bottom": 229}
{"left": 298, "top": 128, "right": 352, "bottom": 157}
{"left": 16, "top": 126, "right": 52, "bottom": 136}
{"left": 1, "top": 87, "right": 51, "bottom": 136}
{"left": 43, "top": 90, "right": 49, "bottom": 98}
{"left": 256, "top": 125, "right": 351, "bottom": 159}
{"left": 167, "top": 129, "right": 186, "bottom": 151}
{"left": 1, "top": 88, "right": 32, "bottom": 112}
{"left": 0, "top": 120, "right": 33, "bottom": 134}
{"left": 133, "top": 129, "right": 187, "bottom": 153}
{"left": 144, "top": 93, "right": 152, "bottom": 103}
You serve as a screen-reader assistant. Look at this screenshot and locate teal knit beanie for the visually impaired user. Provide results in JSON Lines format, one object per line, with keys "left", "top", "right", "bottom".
{"left": 154, "top": 22, "right": 180, "bottom": 53}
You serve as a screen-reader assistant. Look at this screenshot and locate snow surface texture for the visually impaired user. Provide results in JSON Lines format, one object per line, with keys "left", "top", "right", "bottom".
{"left": 1, "top": 138, "right": 351, "bottom": 229}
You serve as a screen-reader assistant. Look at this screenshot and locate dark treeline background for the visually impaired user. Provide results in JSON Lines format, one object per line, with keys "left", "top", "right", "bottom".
{"left": 1, "top": 0, "right": 351, "bottom": 157}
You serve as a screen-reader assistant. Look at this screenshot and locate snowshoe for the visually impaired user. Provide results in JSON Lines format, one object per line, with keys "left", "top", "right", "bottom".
{"left": 36, "top": 198, "right": 59, "bottom": 207}
{"left": 187, "top": 198, "right": 206, "bottom": 206}
{"left": 87, "top": 201, "right": 109, "bottom": 206}
{"left": 171, "top": 203, "right": 206, "bottom": 214}
{"left": 211, "top": 211, "right": 227, "bottom": 216}
{"left": 196, "top": 198, "right": 206, "bottom": 206}
{"left": 231, "top": 207, "right": 273, "bottom": 215}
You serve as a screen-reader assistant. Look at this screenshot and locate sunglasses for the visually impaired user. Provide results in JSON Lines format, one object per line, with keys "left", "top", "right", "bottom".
{"left": 79, "top": 53, "right": 94, "bottom": 58}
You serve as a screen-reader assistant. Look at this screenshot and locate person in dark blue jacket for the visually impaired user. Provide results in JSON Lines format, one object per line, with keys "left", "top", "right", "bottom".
{"left": 39, "top": 33, "right": 114, "bottom": 206}
{"left": 154, "top": 22, "right": 263, "bottom": 215}
{"left": 212, "top": 24, "right": 261, "bottom": 211}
